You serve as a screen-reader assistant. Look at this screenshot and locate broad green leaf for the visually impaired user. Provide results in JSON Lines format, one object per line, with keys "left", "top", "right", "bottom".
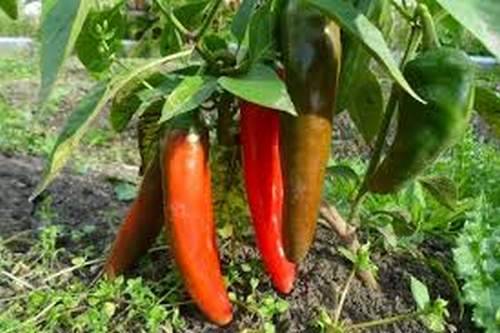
{"left": 419, "top": 176, "right": 458, "bottom": 211}
{"left": 338, "top": 0, "right": 391, "bottom": 113}
{"left": 159, "top": 75, "right": 218, "bottom": 123}
{"left": 474, "top": 86, "right": 500, "bottom": 138}
{"left": 75, "top": 4, "right": 126, "bottom": 75}
{"left": 248, "top": 1, "right": 273, "bottom": 63}
{"left": 31, "top": 83, "right": 107, "bottom": 201}
{"left": 40, "top": 0, "right": 92, "bottom": 106}
{"left": 347, "top": 70, "right": 384, "bottom": 143}
{"left": 434, "top": 0, "right": 500, "bottom": 60}
{"left": 0, "top": 0, "right": 17, "bottom": 19}
{"left": 42, "top": 0, "right": 58, "bottom": 18}
{"left": 231, "top": 0, "right": 258, "bottom": 43}
{"left": 410, "top": 276, "right": 431, "bottom": 311}
{"left": 307, "top": 0, "right": 424, "bottom": 103}
{"left": 31, "top": 50, "right": 193, "bottom": 200}
{"left": 218, "top": 64, "right": 296, "bottom": 115}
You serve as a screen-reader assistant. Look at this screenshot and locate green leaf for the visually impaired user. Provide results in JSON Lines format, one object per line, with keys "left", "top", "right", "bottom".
{"left": 248, "top": 1, "right": 274, "bottom": 63}
{"left": 326, "top": 164, "right": 360, "bottom": 185}
{"left": 218, "top": 64, "right": 296, "bottom": 115}
{"left": 475, "top": 86, "right": 500, "bottom": 138}
{"left": 419, "top": 176, "right": 458, "bottom": 210}
{"left": 410, "top": 276, "right": 431, "bottom": 311}
{"left": 434, "top": 0, "right": 500, "bottom": 60}
{"left": 114, "top": 182, "right": 137, "bottom": 202}
{"left": 31, "top": 50, "right": 193, "bottom": 200}
{"left": 347, "top": 70, "right": 384, "bottom": 143}
{"left": 110, "top": 72, "right": 168, "bottom": 133}
{"left": 159, "top": 75, "right": 218, "bottom": 124}
{"left": 337, "top": 0, "right": 391, "bottom": 113}
{"left": 31, "top": 83, "right": 107, "bottom": 201}
{"left": 40, "top": 0, "right": 92, "bottom": 106}
{"left": 0, "top": 0, "right": 17, "bottom": 19}
{"left": 454, "top": 204, "right": 500, "bottom": 333}
{"left": 137, "top": 105, "right": 162, "bottom": 175}
{"left": 75, "top": 4, "right": 126, "bottom": 75}
{"left": 231, "top": 0, "right": 258, "bottom": 43}
{"left": 306, "top": 0, "right": 424, "bottom": 104}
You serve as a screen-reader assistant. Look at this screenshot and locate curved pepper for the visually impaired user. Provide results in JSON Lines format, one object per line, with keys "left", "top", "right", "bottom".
{"left": 368, "top": 7, "right": 475, "bottom": 194}
{"left": 279, "top": 0, "right": 342, "bottom": 263}
{"left": 104, "top": 154, "right": 164, "bottom": 279}
{"left": 240, "top": 101, "right": 296, "bottom": 294}
{"left": 161, "top": 116, "right": 233, "bottom": 326}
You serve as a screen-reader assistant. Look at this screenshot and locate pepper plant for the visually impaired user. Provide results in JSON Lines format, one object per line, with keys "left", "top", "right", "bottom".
{"left": 2, "top": 0, "right": 499, "bottom": 329}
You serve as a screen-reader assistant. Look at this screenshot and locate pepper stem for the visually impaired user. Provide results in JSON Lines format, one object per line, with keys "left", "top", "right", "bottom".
{"left": 416, "top": 4, "right": 440, "bottom": 50}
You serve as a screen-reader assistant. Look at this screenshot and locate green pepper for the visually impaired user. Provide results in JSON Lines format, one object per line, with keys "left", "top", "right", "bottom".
{"left": 368, "top": 6, "right": 475, "bottom": 194}
{"left": 279, "top": 0, "right": 341, "bottom": 263}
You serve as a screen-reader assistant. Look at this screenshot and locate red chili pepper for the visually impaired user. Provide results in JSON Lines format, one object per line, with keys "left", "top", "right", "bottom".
{"left": 104, "top": 155, "right": 164, "bottom": 279}
{"left": 240, "top": 102, "right": 296, "bottom": 294}
{"left": 161, "top": 121, "right": 233, "bottom": 326}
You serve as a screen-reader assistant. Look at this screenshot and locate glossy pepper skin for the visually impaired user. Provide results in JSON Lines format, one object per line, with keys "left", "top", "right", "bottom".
{"left": 104, "top": 154, "right": 163, "bottom": 279}
{"left": 279, "top": 0, "right": 341, "bottom": 263}
{"left": 369, "top": 48, "right": 475, "bottom": 193}
{"left": 161, "top": 122, "right": 233, "bottom": 326}
{"left": 240, "top": 102, "right": 296, "bottom": 294}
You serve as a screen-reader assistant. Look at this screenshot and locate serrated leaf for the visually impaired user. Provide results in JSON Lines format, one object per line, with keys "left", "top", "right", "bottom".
{"left": 0, "top": 0, "right": 17, "bottom": 19}
{"left": 475, "top": 86, "right": 500, "bottom": 138}
{"left": 347, "top": 69, "right": 384, "bottom": 143}
{"left": 31, "top": 50, "right": 193, "bottom": 200}
{"left": 40, "top": 0, "right": 92, "bottom": 106}
{"left": 454, "top": 206, "right": 500, "bottom": 333}
{"left": 411, "top": 276, "right": 431, "bottom": 311}
{"left": 434, "top": 0, "right": 500, "bottom": 60}
{"left": 231, "top": 0, "right": 258, "bottom": 43}
{"left": 159, "top": 75, "right": 218, "bottom": 123}
{"left": 307, "top": 0, "right": 424, "bottom": 104}
{"left": 419, "top": 176, "right": 458, "bottom": 210}
{"left": 218, "top": 64, "right": 296, "bottom": 114}
{"left": 75, "top": 4, "right": 126, "bottom": 75}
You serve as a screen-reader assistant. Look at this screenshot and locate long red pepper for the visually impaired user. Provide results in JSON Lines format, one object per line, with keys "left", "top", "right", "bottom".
{"left": 104, "top": 155, "right": 164, "bottom": 278}
{"left": 240, "top": 102, "right": 296, "bottom": 294}
{"left": 161, "top": 122, "right": 233, "bottom": 326}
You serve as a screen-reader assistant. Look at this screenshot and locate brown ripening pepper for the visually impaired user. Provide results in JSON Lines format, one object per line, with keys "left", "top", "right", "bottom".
{"left": 279, "top": 0, "right": 342, "bottom": 263}
{"left": 104, "top": 153, "right": 164, "bottom": 278}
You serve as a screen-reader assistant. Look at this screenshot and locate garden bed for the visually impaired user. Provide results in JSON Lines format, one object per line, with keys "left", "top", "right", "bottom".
{"left": 0, "top": 152, "right": 477, "bottom": 332}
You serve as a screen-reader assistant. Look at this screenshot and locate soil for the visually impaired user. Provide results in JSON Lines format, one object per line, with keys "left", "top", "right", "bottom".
{"left": 0, "top": 152, "right": 478, "bottom": 333}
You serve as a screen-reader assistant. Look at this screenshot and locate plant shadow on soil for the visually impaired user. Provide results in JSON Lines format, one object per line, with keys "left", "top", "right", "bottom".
{"left": 0, "top": 153, "right": 478, "bottom": 332}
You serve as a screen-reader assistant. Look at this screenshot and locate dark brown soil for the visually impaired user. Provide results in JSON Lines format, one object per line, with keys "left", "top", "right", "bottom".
{"left": 0, "top": 153, "right": 477, "bottom": 333}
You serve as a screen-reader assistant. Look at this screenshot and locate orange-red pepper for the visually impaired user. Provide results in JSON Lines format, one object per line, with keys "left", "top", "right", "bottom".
{"left": 161, "top": 121, "right": 233, "bottom": 326}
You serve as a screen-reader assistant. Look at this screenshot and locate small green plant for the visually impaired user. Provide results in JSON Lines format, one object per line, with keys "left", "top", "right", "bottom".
{"left": 454, "top": 200, "right": 500, "bottom": 333}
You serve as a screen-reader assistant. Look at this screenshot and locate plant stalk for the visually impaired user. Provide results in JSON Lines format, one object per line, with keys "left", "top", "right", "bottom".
{"left": 349, "top": 310, "right": 423, "bottom": 331}
{"left": 334, "top": 268, "right": 356, "bottom": 323}
{"left": 194, "top": 0, "right": 224, "bottom": 41}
